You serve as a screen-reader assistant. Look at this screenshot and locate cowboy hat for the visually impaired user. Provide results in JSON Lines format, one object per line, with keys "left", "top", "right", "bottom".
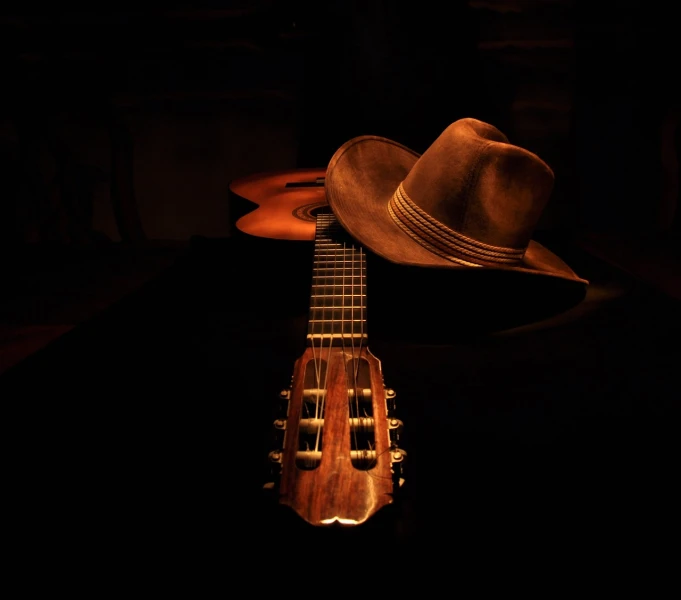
{"left": 325, "top": 117, "right": 587, "bottom": 285}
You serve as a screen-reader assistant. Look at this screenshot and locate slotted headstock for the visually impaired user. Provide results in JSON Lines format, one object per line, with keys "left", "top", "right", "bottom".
{"left": 266, "top": 210, "right": 405, "bottom": 526}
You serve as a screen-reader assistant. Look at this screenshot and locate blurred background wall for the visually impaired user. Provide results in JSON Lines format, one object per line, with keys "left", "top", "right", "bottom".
{"left": 0, "top": 1, "right": 678, "bottom": 371}
{"left": 1, "top": 1, "right": 677, "bottom": 244}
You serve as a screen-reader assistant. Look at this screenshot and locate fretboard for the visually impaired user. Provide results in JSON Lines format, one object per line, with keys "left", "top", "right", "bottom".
{"left": 306, "top": 211, "right": 367, "bottom": 347}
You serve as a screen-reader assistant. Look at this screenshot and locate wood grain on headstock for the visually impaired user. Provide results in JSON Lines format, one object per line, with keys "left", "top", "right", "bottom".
{"left": 279, "top": 346, "right": 394, "bottom": 526}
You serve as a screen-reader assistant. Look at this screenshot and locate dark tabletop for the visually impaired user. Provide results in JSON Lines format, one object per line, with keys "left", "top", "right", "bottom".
{"left": 4, "top": 233, "right": 679, "bottom": 574}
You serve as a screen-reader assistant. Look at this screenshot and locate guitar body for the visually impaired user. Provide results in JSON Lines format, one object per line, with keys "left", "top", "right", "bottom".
{"left": 230, "top": 167, "right": 327, "bottom": 240}
{"left": 230, "top": 168, "right": 405, "bottom": 527}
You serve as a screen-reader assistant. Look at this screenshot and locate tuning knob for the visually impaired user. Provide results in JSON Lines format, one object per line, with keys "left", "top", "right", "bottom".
{"left": 265, "top": 388, "right": 291, "bottom": 491}
{"left": 277, "top": 388, "right": 291, "bottom": 418}
{"left": 390, "top": 448, "right": 407, "bottom": 487}
{"left": 385, "top": 387, "right": 397, "bottom": 415}
{"left": 263, "top": 449, "right": 284, "bottom": 491}
{"left": 388, "top": 418, "right": 403, "bottom": 431}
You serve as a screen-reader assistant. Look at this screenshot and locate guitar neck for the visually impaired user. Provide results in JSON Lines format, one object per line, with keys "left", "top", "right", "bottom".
{"left": 307, "top": 211, "right": 368, "bottom": 347}
{"left": 269, "top": 206, "right": 405, "bottom": 528}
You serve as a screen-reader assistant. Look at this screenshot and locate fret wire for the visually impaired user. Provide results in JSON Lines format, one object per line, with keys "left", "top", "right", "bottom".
{"left": 311, "top": 287, "right": 367, "bottom": 293}
{"left": 314, "top": 257, "right": 356, "bottom": 260}
{"left": 312, "top": 274, "right": 365, "bottom": 278}
{"left": 309, "top": 312, "right": 364, "bottom": 321}
{"left": 310, "top": 298, "right": 366, "bottom": 307}
{"left": 312, "top": 279, "right": 365, "bottom": 284}
{"left": 307, "top": 213, "right": 368, "bottom": 347}
{"left": 314, "top": 261, "right": 365, "bottom": 270}
{"left": 309, "top": 323, "right": 365, "bottom": 333}
{"left": 310, "top": 304, "right": 364, "bottom": 313}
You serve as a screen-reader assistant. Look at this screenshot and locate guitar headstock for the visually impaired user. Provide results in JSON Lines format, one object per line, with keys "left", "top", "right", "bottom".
{"left": 260, "top": 204, "right": 405, "bottom": 526}
{"left": 265, "top": 345, "right": 405, "bottom": 526}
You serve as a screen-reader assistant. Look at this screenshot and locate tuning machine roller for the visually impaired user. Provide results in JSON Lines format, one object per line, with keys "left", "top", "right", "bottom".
{"left": 385, "top": 387, "right": 403, "bottom": 439}
{"left": 385, "top": 387, "right": 397, "bottom": 414}
{"left": 265, "top": 384, "right": 407, "bottom": 490}
{"left": 263, "top": 387, "right": 291, "bottom": 491}
{"left": 273, "top": 388, "right": 291, "bottom": 442}
{"left": 385, "top": 387, "right": 406, "bottom": 487}
{"left": 276, "top": 387, "right": 291, "bottom": 418}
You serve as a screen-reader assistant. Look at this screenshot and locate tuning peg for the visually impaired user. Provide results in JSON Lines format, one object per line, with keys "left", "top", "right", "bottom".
{"left": 265, "top": 450, "right": 283, "bottom": 490}
{"left": 271, "top": 418, "right": 286, "bottom": 450}
{"left": 390, "top": 448, "right": 406, "bottom": 487}
{"left": 385, "top": 387, "right": 397, "bottom": 414}
{"left": 276, "top": 388, "right": 291, "bottom": 417}
{"left": 388, "top": 418, "right": 403, "bottom": 446}
{"left": 388, "top": 418, "right": 403, "bottom": 431}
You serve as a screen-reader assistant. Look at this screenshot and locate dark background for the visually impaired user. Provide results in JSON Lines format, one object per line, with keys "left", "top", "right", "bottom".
{"left": 1, "top": 1, "right": 679, "bottom": 246}
{"left": 1, "top": 0, "right": 679, "bottom": 581}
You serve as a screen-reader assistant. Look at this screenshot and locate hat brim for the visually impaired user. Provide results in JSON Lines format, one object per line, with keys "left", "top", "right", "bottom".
{"left": 325, "top": 135, "right": 588, "bottom": 285}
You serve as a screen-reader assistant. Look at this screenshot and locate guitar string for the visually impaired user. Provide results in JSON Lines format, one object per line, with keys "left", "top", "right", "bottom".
{"left": 310, "top": 216, "right": 324, "bottom": 460}
{"left": 307, "top": 213, "right": 383, "bottom": 472}
{"left": 330, "top": 214, "right": 393, "bottom": 479}
{"left": 314, "top": 219, "right": 330, "bottom": 456}
{"left": 357, "top": 245, "right": 372, "bottom": 464}
{"left": 349, "top": 232, "right": 384, "bottom": 472}
{"left": 308, "top": 215, "right": 325, "bottom": 466}
{"left": 331, "top": 217, "right": 368, "bottom": 466}
{"left": 354, "top": 244, "right": 376, "bottom": 468}
{"left": 319, "top": 217, "right": 337, "bottom": 457}
{"left": 312, "top": 214, "right": 334, "bottom": 459}
{"left": 345, "top": 231, "right": 361, "bottom": 458}
{"left": 315, "top": 214, "right": 351, "bottom": 461}
{"left": 355, "top": 244, "right": 367, "bottom": 457}
{"left": 361, "top": 238, "right": 395, "bottom": 479}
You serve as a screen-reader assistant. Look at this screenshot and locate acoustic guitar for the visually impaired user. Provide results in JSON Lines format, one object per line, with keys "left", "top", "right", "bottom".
{"left": 230, "top": 168, "right": 406, "bottom": 526}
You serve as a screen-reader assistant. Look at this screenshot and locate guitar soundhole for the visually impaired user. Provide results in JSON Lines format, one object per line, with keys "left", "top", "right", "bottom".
{"left": 295, "top": 359, "right": 328, "bottom": 471}
{"left": 309, "top": 204, "right": 328, "bottom": 217}
{"left": 347, "top": 358, "right": 376, "bottom": 471}
{"left": 292, "top": 202, "right": 327, "bottom": 223}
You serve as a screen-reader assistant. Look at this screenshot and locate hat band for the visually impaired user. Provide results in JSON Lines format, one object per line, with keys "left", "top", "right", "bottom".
{"left": 388, "top": 183, "right": 526, "bottom": 266}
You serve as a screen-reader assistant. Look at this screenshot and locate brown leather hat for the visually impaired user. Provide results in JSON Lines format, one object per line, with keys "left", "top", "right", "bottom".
{"left": 325, "top": 118, "right": 587, "bottom": 284}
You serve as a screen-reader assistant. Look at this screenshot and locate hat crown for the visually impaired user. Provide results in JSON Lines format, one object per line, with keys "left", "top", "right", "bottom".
{"left": 324, "top": 116, "right": 586, "bottom": 284}
{"left": 401, "top": 118, "right": 555, "bottom": 253}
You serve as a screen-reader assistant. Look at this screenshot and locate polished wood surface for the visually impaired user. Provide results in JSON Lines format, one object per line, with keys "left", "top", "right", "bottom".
{"left": 231, "top": 168, "right": 327, "bottom": 240}
{"left": 233, "top": 168, "right": 400, "bottom": 526}
{"left": 279, "top": 346, "right": 394, "bottom": 525}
